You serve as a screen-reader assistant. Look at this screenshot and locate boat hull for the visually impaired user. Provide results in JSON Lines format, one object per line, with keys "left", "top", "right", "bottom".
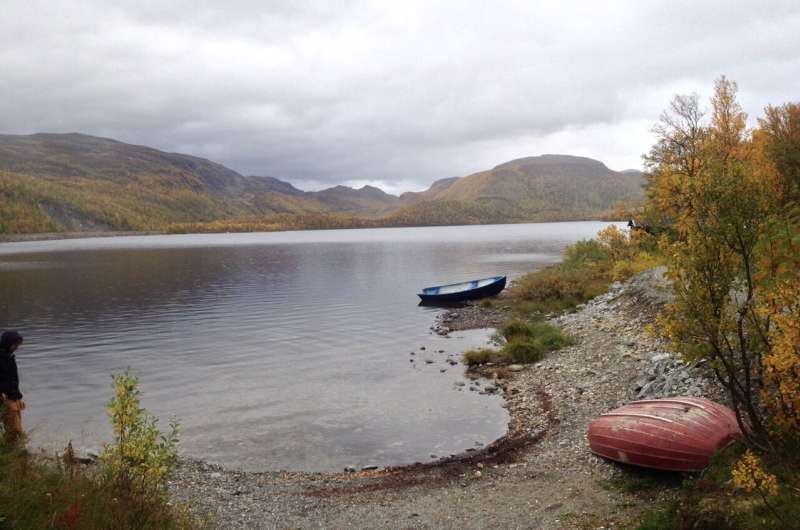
{"left": 418, "top": 276, "right": 506, "bottom": 303}
{"left": 588, "top": 397, "right": 741, "bottom": 472}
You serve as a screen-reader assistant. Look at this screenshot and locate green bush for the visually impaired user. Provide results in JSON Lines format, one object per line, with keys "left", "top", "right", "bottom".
{"left": 510, "top": 265, "right": 610, "bottom": 314}
{"left": 509, "top": 227, "right": 662, "bottom": 316}
{"left": 0, "top": 371, "right": 198, "bottom": 529}
{"left": 101, "top": 369, "right": 180, "bottom": 498}
{"left": 502, "top": 337, "right": 546, "bottom": 363}
{"left": 463, "top": 348, "right": 501, "bottom": 366}
{"left": 466, "top": 321, "right": 573, "bottom": 366}
{"left": 499, "top": 319, "right": 536, "bottom": 340}
{"left": 564, "top": 238, "right": 613, "bottom": 265}
{"left": 501, "top": 323, "right": 574, "bottom": 363}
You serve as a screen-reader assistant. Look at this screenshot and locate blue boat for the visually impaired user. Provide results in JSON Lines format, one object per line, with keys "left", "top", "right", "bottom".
{"left": 418, "top": 275, "right": 507, "bottom": 303}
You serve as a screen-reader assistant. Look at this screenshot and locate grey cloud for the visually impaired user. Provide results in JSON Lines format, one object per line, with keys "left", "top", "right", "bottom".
{"left": 1, "top": 0, "right": 799, "bottom": 189}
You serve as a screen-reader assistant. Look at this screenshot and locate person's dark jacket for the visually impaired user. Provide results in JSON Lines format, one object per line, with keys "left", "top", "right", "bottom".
{"left": 0, "top": 331, "right": 23, "bottom": 401}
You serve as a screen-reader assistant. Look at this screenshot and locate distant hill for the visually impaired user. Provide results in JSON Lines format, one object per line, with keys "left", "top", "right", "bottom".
{"left": 0, "top": 133, "right": 642, "bottom": 234}
{"left": 399, "top": 155, "right": 643, "bottom": 221}
{"left": 398, "top": 177, "right": 459, "bottom": 204}
{"left": 0, "top": 133, "right": 402, "bottom": 232}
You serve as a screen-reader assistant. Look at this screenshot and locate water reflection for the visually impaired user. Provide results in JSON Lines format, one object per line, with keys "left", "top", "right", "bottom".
{"left": 0, "top": 222, "right": 612, "bottom": 471}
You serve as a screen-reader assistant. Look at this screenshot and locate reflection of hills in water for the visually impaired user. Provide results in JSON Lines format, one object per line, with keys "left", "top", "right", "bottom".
{"left": 0, "top": 222, "right": 611, "bottom": 471}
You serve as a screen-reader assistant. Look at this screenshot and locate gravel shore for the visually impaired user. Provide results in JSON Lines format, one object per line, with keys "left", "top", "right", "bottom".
{"left": 170, "top": 268, "right": 719, "bottom": 529}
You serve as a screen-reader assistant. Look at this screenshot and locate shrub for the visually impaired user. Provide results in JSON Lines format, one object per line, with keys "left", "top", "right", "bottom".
{"left": 499, "top": 319, "right": 535, "bottom": 340}
{"left": 463, "top": 348, "right": 501, "bottom": 366}
{"left": 101, "top": 369, "right": 180, "bottom": 498}
{"left": 0, "top": 372, "right": 198, "bottom": 530}
{"left": 500, "top": 323, "right": 574, "bottom": 364}
{"left": 510, "top": 266, "right": 609, "bottom": 314}
{"left": 502, "top": 337, "right": 546, "bottom": 363}
{"left": 470, "top": 321, "right": 574, "bottom": 366}
{"left": 610, "top": 251, "right": 662, "bottom": 282}
{"left": 564, "top": 238, "right": 613, "bottom": 266}
{"left": 530, "top": 322, "right": 574, "bottom": 351}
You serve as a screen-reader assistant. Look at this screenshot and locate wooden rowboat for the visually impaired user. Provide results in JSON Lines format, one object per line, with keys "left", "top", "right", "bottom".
{"left": 588, "top": 397, "right": 741, "bottom": 472}
{"left": 418, "top": 275, "right": 506, "bottom": 303}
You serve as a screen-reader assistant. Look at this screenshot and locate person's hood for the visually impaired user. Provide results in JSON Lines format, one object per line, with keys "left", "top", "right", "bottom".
{"left": 0, "top": 331, "right": 23, "bottom": 355}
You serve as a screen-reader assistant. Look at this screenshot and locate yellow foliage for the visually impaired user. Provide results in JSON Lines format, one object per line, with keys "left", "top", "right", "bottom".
{"left": 647, "top": 77, "right": 800, "bottom": 448}
{"left": 732, "top": 451, "right": 780, "bottom": 497}
{"left": 756, "top": 218, "right": 800, "bottom": 437}
{"left": 101, "top": 370, "right": 179, "bottom": 498}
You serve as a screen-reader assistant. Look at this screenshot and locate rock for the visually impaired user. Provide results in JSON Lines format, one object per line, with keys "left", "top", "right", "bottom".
{"left": 420, "top": 346, "right": 426, "bottom": 350}
{"left": 508, "top": 364, "right": 524, "bottom": 372}
{"left": 210, "top": 472, "right": 222, "bottom": 479}
{"left": 344, "top": 466, "right": 357, "bottom": 473}
{"left": 425, "top": 359, "right": 434, "bottom": 364}
{"left": 361, "top": 465, "right": 379, "bottom": 471}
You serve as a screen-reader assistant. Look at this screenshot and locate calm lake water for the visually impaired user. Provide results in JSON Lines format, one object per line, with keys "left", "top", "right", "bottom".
{"left": 0, "top": 222, "right": 612, "bottom": 471}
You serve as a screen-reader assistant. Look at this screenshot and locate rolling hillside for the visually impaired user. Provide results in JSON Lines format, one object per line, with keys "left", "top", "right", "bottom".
{"left": 0, "top": 133, "right": 401, "bottom": 232}
{"left": 400, "top": 155, "right": 643, "bottom": 221}
{"left": 0, "top": 133, "right": 642, "bottom": 234}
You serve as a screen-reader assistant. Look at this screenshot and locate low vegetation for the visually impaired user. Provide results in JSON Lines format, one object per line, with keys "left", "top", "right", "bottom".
{"left": 632, "top": 442, "right": 800, "bottom": 530}
{"left": 463, "top": 319, "right": 574, "bottom": 366}
{"left": 508, "top": 224, "right": 661, "bottom": 316}
{"left": 0, "top": 371, "right": 199, "bottom": 529}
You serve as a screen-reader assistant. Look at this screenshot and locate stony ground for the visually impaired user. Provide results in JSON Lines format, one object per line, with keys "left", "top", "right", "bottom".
{"left": 170, "top": 268, "right": 720, "bottom": 529}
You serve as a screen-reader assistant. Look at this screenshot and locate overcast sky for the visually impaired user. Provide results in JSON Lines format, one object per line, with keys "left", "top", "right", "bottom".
{"left": 2, "top": 1, "right": 799, "bottom": 192}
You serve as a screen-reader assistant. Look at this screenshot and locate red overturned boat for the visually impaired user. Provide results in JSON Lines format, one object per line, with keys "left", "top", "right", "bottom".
{"left": 588, "top": 397, "right": 741, "bottom": 472}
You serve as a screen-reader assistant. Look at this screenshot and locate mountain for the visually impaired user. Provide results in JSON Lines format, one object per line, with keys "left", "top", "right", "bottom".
{"left": 310, "top": 185, "right": 399, "bottom": 215}
{"left": 0, "top": 133, "right": 405, "bottom": 232}
{"left": 0, "top": 133, "right": 642, "bottom": 235}
{"left": 399, "top": 155, "right": 643, "bottom": 221}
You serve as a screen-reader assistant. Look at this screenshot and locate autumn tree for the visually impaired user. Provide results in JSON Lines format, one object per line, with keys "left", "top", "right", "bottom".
{"left": 649, "top": 77, "right": 800, "bottom": 449}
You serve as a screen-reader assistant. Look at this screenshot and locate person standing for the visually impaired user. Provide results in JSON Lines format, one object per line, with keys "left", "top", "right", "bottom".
{"left": 0, "top": 331, "right": 25, "bottom": 444}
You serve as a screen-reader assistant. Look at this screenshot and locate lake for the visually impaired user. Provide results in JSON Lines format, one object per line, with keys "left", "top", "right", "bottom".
{"left": 0, "top": 221, "right": 612, "bottom": 471}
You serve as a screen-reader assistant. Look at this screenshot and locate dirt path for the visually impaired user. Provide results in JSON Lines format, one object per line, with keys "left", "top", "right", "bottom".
{"left": 170, "top": 269, "right": 707, "bottom": 529}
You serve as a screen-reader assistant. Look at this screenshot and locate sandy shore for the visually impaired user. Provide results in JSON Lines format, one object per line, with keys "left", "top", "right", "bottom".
{"left": 167, "top": 268, "right": 720, "bottom": 529}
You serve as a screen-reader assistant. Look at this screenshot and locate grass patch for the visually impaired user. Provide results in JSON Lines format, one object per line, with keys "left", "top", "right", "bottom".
{"left": 463, "top": 348, "right": 502, "bottom": 366}
{"left": 465, "top": 320, "right": 573, "bottom": 366}
{"left": 635, "top": 501, "right": 680, "bottom": 530}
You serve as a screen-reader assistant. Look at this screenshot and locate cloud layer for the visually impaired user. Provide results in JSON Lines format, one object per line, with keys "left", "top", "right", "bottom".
{"left": 2, "top": 0, "right": 799, "bottom": 191}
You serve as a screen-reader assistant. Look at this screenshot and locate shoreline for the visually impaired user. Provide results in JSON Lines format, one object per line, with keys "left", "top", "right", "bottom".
{"left": 0, "top": 230, "right": 161, "bottom": 243}
{"left": 0, "top": 219, "right": 622, "bottom": 245}
{"left": 169, "top": 268, "right": 721, "bottom": 529}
